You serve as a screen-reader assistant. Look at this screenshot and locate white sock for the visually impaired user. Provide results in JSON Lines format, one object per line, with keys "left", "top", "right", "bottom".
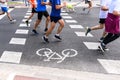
{"left": 55, "top": 34, "right": 59, "bottom": 36}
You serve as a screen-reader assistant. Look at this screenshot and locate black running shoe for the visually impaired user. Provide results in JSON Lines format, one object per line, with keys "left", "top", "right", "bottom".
{"left": 83, "top": 8, "right": 86, "bottom": 11}
{"left": 32, "top": 29, "right": 38, "bottom": 34}
{"left": 54, "top": 35, "right": 62, "bottom": 40}
{"left": 99, "top": 37, "right": 104, "bottom": 42}
{"left": 85, "top": 27, "right": 91, "bottom": 36}
{"left": 25, "top": 20, "right": 29, "bottom": 26}
{"left": 44, "top": 28, "right": 48, "bottom": 32}
{"left": 98, "top": 43, "right": 106, "bottom": 53}
{"left": 42, "top": 36, "right": 49, "bottom": 43}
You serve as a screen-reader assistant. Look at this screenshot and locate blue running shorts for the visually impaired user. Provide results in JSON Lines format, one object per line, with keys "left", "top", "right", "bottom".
{"left": 1, "top": 7, "right": 8, "bottom": 12}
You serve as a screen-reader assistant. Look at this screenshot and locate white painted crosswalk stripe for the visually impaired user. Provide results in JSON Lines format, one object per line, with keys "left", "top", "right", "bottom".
{"left": 0, "top": 51, "right": 22, "bottom": 64}
{"left": 24, "top": 16, "right": 30, "bottom": 19}
{"left": 65, "top": 20, "right": 77, "bottom": 23}
{"left": 22, "top": 19, "right": 32, "bottom": 22}
{"left": 83, "top": 42, "right": 100, "bottom": 50}
{"left": 69, "top": 25, "right": 84, "bottom": 29}
{"left": 62, "top": 16, "right": 72, "bottom": 19}
{"left": 19, "top": 23, "right": 30, "bottom": 27}
{"left": 15, "top": 29, "right": 29, "bottom": 34}
{"left": 26, "top": 13, "right": 31, "bottom": 15}
{"left": 27, "top": 10, "right": 31, "bottom": 13}
{"left": 9, "top": 38, "right": 26, "bottom": 45}
{"left": 61, "top": 13, "right": 69, "bottom": 15}
{"left": 98, "top": 59, "right": 120, "bottom": 74}
{"left": 75, "top": 32, "right": 93, "bottom": 37}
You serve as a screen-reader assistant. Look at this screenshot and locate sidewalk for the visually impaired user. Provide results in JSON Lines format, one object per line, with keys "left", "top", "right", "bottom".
{"left": 7, "top": 1, "right": 28, "bottom": 8}
{"left": 0, "top": 63, "right": 120, "bottom": 80}
{"left": 7, "top": 0, "right": 100, "bottom": 8}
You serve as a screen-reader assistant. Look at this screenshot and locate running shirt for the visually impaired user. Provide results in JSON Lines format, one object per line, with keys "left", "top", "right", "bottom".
{"left": 0, "top": 0, "right": 7, "bottom": 7}
{"left": 29, "top": 0, "right": 37, "bottom": 8}
{"left": 36, "top": 0, "right": 47, "bottom": 12}
{"left": 108, "top": 0, "right": 120, "bottom": 13}
{"left": 50, "top": 0, "right": 61, "bottom": 17}
{"left": 99, "top": 0, "right": 112, "bottom": 18}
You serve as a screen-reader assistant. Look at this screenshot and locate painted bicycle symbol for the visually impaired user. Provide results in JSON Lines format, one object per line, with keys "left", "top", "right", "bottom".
{"left": 36, "top": 48, "right": 78, "bottom": 63}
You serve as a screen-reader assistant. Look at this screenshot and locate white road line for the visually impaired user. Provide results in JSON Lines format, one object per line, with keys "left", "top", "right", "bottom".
{"left": 15, "top": 29, "right": 29, "bottom": 34}
{"left": 75, "top": 32, "right": 93, "bottom": 37}
{"left": 83, "top": 42, "right": 100, "bottom": 50}
{"left": 19, "top": 23, "right": 30, "bottom": 27}
{"left": 61, "top": 13, "right": 69, "bottom": 15}
{"left": 26, "top": 13, "right": 31, "bottom": 15}
{"left": 27, "top": 10, "right": 31, "bottom": 13}
{"left": 65, "top": 20, "right": 77, "bottom": 23}
{"left": 61, "top": 10, "right": 66, "bottom": 12}
{"left": 22, "top": 19, "right": 32, "bottom": 22}
{"left": 69, "top": 25, "right": 84, "bottom": 29}
{"left": 62, "top": 16, "right": 72, "bottom": 19}
{"left": 9, "top": 38, "right": 26, "bottom": 45}
{"left": 24, "top": 16, "right": 30, "bottom": 19}
{"left": 0, "top": 51, "right": 22, "bottom": 64}
{"left": 98, "top": 59, "right": 120, "bottom": 74}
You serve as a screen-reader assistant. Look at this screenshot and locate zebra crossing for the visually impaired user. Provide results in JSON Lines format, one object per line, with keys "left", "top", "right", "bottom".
{"left": 61, "top": 11, "right": 120, "bottom": 75}
{"left": 0, "top": 8, "right": 32, "bottom": 64}
{"left": 0, "top": 8, "right": 120, "bottom": 75}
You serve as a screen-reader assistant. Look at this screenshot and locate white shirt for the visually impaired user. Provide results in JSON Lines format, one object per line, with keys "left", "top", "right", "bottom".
{"left": 0, "top": 0, "right": 7, "bottom": 7}
{"left": 99, "top": 0, "right": 112, "bottom": 18}
{"left": 109, "top": 0, "right": 120, "bottom": 13}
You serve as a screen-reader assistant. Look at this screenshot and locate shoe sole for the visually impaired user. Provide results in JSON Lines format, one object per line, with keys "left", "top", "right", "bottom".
{"left": 42, "top": 36, "right": 49, "bottom": 43}
{"left": 54, "top": 36, "right": 62, "bottom": 41}
{"left": 85, "top": 27, "right": 89, "bottom": 36}
{"left": 32, "top": 30, "right": 39, "bottom": 34}
{"left": 98, "top": 46, "right": 105, "bottom": 53}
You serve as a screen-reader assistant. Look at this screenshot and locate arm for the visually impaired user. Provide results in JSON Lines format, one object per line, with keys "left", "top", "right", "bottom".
{"left": 41, "top": 0, "right": 51, "bottom": 5}
{"left": 112, "top": 3, "right": 120, "bottom": 16}
{"left": 113, "top": 10, "right": 120, "bottom": 16}
{"left": 0, "top": 0, "right": 5, "bottom": 3}
{"left": 101, "top": 6, "right": 109, "bottom": 11}
{"left": 55, "top": 2, "right": 66, "bottom": 9}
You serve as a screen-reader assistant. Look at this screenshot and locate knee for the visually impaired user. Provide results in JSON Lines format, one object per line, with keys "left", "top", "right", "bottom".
{"left": 61, "top": 23, "right": 65, "bottom": 28}
{"left": 47, "top": 17, "right": 50, "bottom": 21}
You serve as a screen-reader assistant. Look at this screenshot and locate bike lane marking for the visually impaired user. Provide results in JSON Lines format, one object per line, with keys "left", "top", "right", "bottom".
{"left": 36, "top": 48, "right": 78, "bottom": 63}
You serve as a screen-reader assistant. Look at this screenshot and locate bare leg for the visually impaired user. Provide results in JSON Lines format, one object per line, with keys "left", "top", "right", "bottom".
{"left": 45, "top": 16, "right": 50, "bottom": 29}
{"left": 46, "top": 21, "right": 56, "bottom": 37}
{"left": 6, "top": 12, "right": 13, "bottom": 21}
{"left": 27, "top": 13, "right": 34, "bottom": 21}
{"left": 33, "top": 19, "right": 41, "bottom": 30}
{"left": 0, "top": 12, "right": 5, "bottom": 15}
{"left": 56, "top": 19, "right": 64, "bottom": 34}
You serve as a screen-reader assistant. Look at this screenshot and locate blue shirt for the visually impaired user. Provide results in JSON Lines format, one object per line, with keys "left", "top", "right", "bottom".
{"left": 50, "top": 0, "right": 61, "bottom": 17}
{"left": 36, "top": 0, "right": 47, "bottom": 12}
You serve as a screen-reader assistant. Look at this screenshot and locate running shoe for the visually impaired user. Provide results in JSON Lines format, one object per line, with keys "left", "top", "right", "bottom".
{"left": 98, "top": 43, "right": 106, "bottom": 53}
{"left": 32, "top": 29, "right": 38, "bottom": 34}
{"left": 83, "top": 8, "right": 86, "bottom": 11}
{"left": 42, "top": 36, "right": 49, "bottom": 43}
{"left": 54, "top": 35, "right": 62, "bottom": 40}
{"left": 10, "top": 19, "right": 16, "bottom": 23}
{"left": 44, "top": 28, "right": 48, "bottom": 32}
{"left": 85, "top": 27, "right": 91, "bottom": 36}
{"left": 99, "top": 37, "right": 104, "bottom": 42}
{"left": 25, "top": 20, "right": 29, "bottom": 26}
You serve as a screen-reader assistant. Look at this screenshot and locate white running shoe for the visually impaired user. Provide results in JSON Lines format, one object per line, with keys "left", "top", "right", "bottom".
{"left": 10, "top": 19, "right": 16, "bottom": 24}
